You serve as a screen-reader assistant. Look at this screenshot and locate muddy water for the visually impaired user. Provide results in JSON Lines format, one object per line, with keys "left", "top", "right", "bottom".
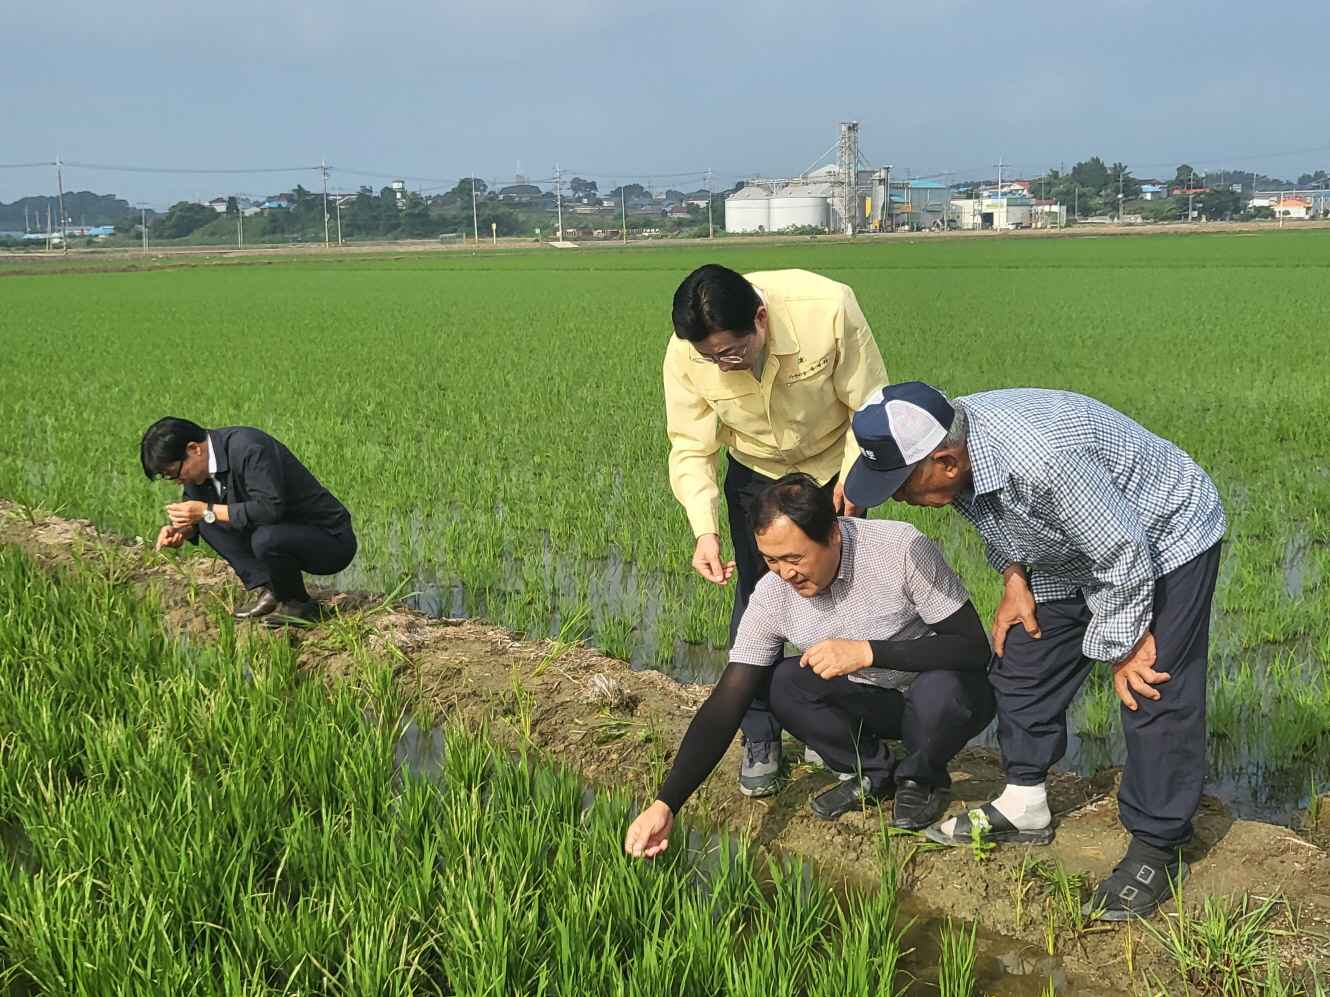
{"left": 340, "top": 541, "right": 1322, "bottom": 826}
{"left": 391, "top": 719, "right": 1078, "bottom": 996}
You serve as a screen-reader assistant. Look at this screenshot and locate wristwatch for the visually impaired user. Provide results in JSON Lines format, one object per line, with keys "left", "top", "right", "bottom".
{"left": 203, "top": 503, "right": 217, "bottom": 525}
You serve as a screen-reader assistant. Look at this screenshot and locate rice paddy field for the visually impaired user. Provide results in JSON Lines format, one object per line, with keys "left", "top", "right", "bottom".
{"left": 2, "top": 230, "right": 1328, "bottom": 818}
{"left": 1, "top": 229, "right": 1329, "bottom": 993}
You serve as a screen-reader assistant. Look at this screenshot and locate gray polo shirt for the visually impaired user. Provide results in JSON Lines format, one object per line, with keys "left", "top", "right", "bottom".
{"left": 729, "top": 518, "right": 972, "bottom": 690}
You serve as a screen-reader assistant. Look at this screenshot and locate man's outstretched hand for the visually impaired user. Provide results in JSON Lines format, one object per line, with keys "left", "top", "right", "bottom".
{"left": 154, "top": 524, "right": 192, "bottom": 552}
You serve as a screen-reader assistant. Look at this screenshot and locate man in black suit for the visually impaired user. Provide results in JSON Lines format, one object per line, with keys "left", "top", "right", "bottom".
{"left": 140, "top": 417, "right": 357, "bottom": 625}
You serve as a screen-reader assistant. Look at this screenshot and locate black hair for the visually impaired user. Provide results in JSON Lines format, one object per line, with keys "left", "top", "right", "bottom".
{"left": 140, "top": 417, "right": 207, "bottom": 479}
{"left": 671, "top": 264, "right": 762, "bottom": 343}
{"left": 751, "top": 473, "right": 837, "bottom": 545}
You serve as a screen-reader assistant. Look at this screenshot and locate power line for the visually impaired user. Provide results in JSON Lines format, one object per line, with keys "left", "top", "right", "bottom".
{"left": 60, "top": 161, "right": 320, "bottom": 175}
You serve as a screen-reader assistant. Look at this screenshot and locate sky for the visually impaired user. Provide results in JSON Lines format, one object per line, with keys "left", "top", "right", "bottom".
{"left": 3, "top": 0, "right": 1327, "bottom": 208}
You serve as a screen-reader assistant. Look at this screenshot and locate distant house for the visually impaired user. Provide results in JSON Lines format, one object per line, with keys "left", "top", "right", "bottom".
{"left": 499, "top": 183, "right": 542, "bottom": 204}
{"left": 1273, "top": 196, "right": 1312, "bottom": 220}
{"left": 262, "top": 193, "right": 295, "bottom": 210}
{"left": 208, "top": 197, "right": 229, "bottom": 213}
{"left": 1140, "top": 184, "right": 1168, "bottom": 201}
{"left": 685, "top": 196, "right": 710, "bottom": 209}
{"left": 666, "top": 205, "right": 691, "bottom": 219}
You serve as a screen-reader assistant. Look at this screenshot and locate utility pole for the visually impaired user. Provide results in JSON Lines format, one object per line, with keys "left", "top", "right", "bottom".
{"left": 1118, "top": 169, "right": 1124, "bottom": 222}
{"left": 1187, "top": 169, "right": 1195, "bottom": 223}
{"left": 320, "top": 160, "right": 330, "bottom": 247}
{"left": 992, "top": 159, "right": 1007, "bottom": 231}
{"left": 335, "top": 195, "right": 351, "bottom": 246}
{"left": 555, "top": 164, "right": 564, "bottom": 241}
{"left": 705, "top": 167, "right": 713, "bottom": 238}
{"left": 236, "top": 204, "right": 244, "bottom": 249}
{"left": 1074, "top": 186, "right": 1079, "bottom": 219}
{"left": 56, "top": 156, "right": 68, "bottom": 254}
{"left": 620, "top": 185, "right": 628, "bottom": 245}
{"left": 140, "top": 205, "right": 148, "bottom": 256}
{"left": 470, "top": 174, "right": 480, "bottom": 249}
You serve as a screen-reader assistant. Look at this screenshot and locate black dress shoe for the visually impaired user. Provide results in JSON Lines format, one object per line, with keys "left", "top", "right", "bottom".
{"left": 890, "top": 779, "right": 949, "bottom": 830}
{"left": 809, "top": 776, "right": 893, "bottom": 821}
{"left": 262, "top": 599, "right": 320, "bottom": 629}
{"left": 234, "top": 588, "right": 278, "bottom": 621}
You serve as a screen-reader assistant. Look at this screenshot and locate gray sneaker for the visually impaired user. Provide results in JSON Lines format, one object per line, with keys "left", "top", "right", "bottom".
{"left": 804, "top": 745, "right": 872, "bottom": 781}
{"left": 739, "top": 738, "right": 782, "bottom": 797}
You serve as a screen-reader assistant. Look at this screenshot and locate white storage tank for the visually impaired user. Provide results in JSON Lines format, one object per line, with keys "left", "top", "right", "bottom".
{"left": 768, "top": 182, "right": 833, "bottom": 232}
{"left": 725, "top": 186, "right": 772, "bottom": 233}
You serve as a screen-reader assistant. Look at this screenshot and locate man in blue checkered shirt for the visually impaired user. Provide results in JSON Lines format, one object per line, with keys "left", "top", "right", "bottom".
{"left": 844, "top": 381, "right": 1226, "bottom": 921}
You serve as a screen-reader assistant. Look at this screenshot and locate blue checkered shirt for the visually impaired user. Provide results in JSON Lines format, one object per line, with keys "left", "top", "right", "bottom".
{"left": 952, "top": 389, "right": 1226, "bottom": 664}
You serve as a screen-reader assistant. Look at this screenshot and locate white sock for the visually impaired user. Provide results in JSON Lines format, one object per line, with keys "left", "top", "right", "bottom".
{"left": 937, "top": 782, "right": 1050, "bottom": 836}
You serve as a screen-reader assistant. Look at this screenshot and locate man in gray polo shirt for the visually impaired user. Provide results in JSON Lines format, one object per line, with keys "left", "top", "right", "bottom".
{"left": 625, "top": 474, "right": 994, "bottom": 859}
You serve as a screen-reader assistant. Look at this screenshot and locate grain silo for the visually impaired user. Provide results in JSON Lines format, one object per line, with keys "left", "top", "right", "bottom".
{"left": 768, "top": 182, "right": 834, "bottom": 232}
{"left": 724, "top": 185, "right": 773, "bottom": 233}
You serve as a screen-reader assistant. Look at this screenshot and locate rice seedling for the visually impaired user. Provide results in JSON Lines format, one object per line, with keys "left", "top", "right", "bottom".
{"left": 1074, "top": 667, "right": 1120, "bottom": 740}
{"left": 937, "top": 918, "right": 978, "bottom": 997}
{"left": 1, "top": 545, "right": 969, "bottom": 995}
{"left": 1139, "top": 886, "right": 1308, "bottom": 996}
{"left": 4, "top": 232, "right": 1325, "bottom": 820}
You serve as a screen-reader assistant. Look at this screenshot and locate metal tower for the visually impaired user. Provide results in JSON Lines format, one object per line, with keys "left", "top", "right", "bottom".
{"left": 837, "top": 121, "right": 860, "bottom": 235}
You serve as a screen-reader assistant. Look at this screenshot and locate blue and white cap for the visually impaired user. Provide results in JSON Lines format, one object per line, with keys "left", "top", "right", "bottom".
{"left": 844, "top": 381, "right": 955, "bottom": 508}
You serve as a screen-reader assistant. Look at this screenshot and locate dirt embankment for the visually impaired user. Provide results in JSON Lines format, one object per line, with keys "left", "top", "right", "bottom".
{"left": 2, "top": 500, "right": 1327, "bottom": 994}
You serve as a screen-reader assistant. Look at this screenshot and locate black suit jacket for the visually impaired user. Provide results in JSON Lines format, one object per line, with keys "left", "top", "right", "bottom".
{"left": 184, "top": 427, "right": 352, "bottom": 536}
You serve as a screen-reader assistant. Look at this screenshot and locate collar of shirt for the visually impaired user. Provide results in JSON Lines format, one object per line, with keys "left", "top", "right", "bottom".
{"left": 819, "top": 518, "right": 857, "bottom": 594}
{"left": 965, "top": 418, "right": 1011, "bottom": 497}
{"left": 747, "top": 279, "right": 800, "bottom": 357}
{"left": 207, "top": 434, "right": 218, "bottom": 476}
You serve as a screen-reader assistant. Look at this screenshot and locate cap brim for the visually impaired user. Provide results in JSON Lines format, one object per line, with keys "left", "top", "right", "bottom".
{"left": 844, "top": 456, "right": 916, "bottom": 509}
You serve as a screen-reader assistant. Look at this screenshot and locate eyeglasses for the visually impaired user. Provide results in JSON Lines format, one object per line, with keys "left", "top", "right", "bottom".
{"left": 698, "top": 338, "right": 754, "bottom": 368}
{"left": 159, "top": 461, "right": 185, "bottom": 483}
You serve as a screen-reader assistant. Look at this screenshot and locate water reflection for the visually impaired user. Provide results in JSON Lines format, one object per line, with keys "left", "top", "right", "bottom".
{"left": 345, "top": 547, "right": 1320, "bottom": 825}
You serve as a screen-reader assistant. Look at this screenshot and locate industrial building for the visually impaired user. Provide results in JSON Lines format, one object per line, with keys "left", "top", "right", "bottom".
{"left": 726, "top": 171, "right": 957, "bottom": 234}
{"left": 724, "top": 171, "right": 845, "bottom": 234}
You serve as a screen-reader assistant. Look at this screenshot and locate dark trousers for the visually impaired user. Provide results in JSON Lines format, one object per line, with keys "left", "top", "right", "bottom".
{"left": 725, "top": 456, "right": 849, "bottom": 743}
{"left": 992, "top": 543, "right": 1221, "bottom": 850}
{"left": 769, "top": 657, "right": 996, "bottom": 788}
{"left": 199, "top": 521, "right": 357, "bottom": 602}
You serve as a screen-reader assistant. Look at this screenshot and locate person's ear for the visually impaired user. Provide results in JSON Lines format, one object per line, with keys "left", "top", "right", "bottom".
{"left": 753, "top": 305, "right": 768, "bottom": 337}
{"left": 933, "top": 449, "right": 962, "bottom": 477}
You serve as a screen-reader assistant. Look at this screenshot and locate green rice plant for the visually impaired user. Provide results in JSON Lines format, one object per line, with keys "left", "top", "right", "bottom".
{"left": 3, "top": 231, "right": 1329, "bottom": 819}
{"left": 1075, "top": 667, "right": 1120, "bottom": 739}
{"left": 503, "top": 665, "right": 537, "bottom": 744}
{"left": 1139, "top": 881, "right": 1292, "bottom": 996}
{"left": 1030, "top": 860, "right": 1105, "bottom": 946}
{"left": 533, "top": 602, "right": 590, "bottom": 677}
{"left": 0, "top": 544, "right": 956, "bottom": 996}
{"left": 597, "top": 610, "right": 637, "bottom": 661}
{"left": 1209, "top": 661, "right": 1257, "bottom": 742}
{"left": 937, "top": 918, "right": 978, "bottom": 997}
{"left": 1010, "top": 850, "right": 1036, "bottom": 929}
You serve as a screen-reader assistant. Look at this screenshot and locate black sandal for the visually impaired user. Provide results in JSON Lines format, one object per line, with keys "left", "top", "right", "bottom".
{"left": 1086, "top": 852, "right": 1187, "bottom": 921}
{"left": 923, "top": 802, "right": 1055, "bottom": 847}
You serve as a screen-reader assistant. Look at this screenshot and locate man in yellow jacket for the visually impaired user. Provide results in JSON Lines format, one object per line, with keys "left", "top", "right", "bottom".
{"left": 665, "top": 264, "right": 890, "bottom": 796}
